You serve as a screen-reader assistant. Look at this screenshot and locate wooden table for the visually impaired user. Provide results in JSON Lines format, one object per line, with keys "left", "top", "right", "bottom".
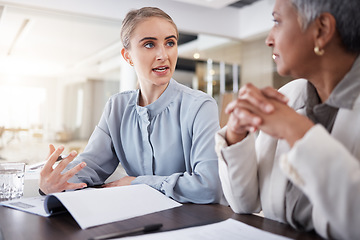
{"left": 0, "top": 203, "right": 323, "bottom": 240}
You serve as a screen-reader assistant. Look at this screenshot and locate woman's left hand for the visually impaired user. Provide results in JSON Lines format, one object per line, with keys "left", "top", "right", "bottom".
{"left": 256, "top": 98, "right": 314, "bottom": 147}
{"left": 102, "top": 176, "right": 136, "bottom": 188}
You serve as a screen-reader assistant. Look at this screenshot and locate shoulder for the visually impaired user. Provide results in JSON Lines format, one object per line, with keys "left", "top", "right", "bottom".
{"left": 278, "top": 79, "right": 308, "bottom": 110}
{"left": 171, "top": 79, "right": 216, "bottom": 105}
{"left": 104, "top": 90, "right": 137, "bottom": 114}
{"left": 108, "top": 90, "right": 137, "bottom": 104}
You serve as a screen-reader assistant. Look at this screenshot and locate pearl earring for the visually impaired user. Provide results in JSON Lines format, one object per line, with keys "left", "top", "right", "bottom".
{"left": 314, "top": 46, "right": 325, "bottom": 56}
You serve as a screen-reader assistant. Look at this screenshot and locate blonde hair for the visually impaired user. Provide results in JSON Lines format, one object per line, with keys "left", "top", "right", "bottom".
{"left": 120, "top": 7, "right": 179, "bottom": 50}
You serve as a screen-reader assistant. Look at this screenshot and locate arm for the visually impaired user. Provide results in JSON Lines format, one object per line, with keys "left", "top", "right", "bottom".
{"left": 281, "top": 125, "right": 360, "bottom": 240}
{"left": 215, "top": 84, "right": 289, "bottom": 212}
{"left": 215, "top": 127, "right": 260, "bottom": 213}
{"left": 66, "top": 99, "right": 120, "bottom": 186}
{"left": 132, "top": 99, "right": 223, "bottom": 204}
{"left": 39, "top": 99, "right": 120, "bottom": 194}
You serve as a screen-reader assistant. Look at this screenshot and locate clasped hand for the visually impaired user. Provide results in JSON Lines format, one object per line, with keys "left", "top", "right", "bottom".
{"left": 225, "top": 83, "right": 314, "bottom": 147}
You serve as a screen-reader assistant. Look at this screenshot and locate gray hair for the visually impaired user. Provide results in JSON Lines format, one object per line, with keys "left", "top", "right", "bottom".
{"left": 120, "top": 7, "right": 179, "bottom": 50}
{"left": 290, "top": 0, "right": 360, "bottom": 53}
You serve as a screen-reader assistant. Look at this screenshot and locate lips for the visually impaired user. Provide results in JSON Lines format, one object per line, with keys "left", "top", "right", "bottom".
{"left": 152, "top": 66, "right": 169, "bottom": 72}
{"left": 272, "top": 53, "right": 279, "bottom": 60}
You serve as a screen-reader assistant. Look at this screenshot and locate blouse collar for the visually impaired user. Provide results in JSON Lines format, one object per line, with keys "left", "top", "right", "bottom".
{"left": 135, "top": 78, "right": 177, "bottom": 120}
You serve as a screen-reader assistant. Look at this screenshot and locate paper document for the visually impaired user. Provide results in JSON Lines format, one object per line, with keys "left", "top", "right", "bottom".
{"left": 119, "top": 218, "right": 293, "bottom": 240}
{"left": 0, "top": 184, "right": 182, "bottom": 229}
{"left": 0, "top": 196, "right": 50, "bottom": 216}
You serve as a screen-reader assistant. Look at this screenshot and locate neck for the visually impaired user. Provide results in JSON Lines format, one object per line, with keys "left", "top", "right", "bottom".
{"left": 307, "top": 52, "right": 357, "bottom": 103}
{"left": 138, "top": 82, "right": 169, "bottom": 106}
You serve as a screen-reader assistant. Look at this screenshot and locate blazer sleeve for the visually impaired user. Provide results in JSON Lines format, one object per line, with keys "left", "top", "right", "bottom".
{"left": 280, "top": 124, "right": 360, "bottom": 240}
{"left": 215, "top": 127, "right": 261, "bottom": 213}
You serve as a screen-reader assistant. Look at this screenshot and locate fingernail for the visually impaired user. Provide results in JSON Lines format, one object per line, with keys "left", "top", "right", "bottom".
{"left": 59, "top": 145, "right": 64, "bottom": 150}
{"left": 253, "top": 117, "right": 261, "bottom": 125}
{"left": 264, "top": 104, "right": 274, "bottom": 112}
{"left": 70, "top": 151, "right": 77, "bottom": 157}
{"left": 80, "top": 162, "right": 86, "bottom": 167}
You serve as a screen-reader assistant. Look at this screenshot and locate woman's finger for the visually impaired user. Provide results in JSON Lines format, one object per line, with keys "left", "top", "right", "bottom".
{"left": 42, "top": 145, "right": 64, "bottom": 174}
{"left": 61, "top": 161, "right": 87, "bottom": 183}
{"left": 52, "top": 151, "right": 78, "bottom": 176}
{"left": 225, "top": 99, "right": 240, "bottom": 114}
{"left": 261, "top": 86, "right": 289, "bottom": 103}
{"left": 47, "top": 144, "right": 56, "bottom": 158}
{"left": 238, "top": 83, "right": 275, "bottom": 113}
{"left": 227, "top": 107, "right": 262, "bottom": 134}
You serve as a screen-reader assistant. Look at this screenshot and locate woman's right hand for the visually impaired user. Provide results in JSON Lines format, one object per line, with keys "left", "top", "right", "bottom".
{"left": 39, "top": 144, "right": 87, "bottom": 194}
{"left": 224, "top": 83, "right": 288, "bottom": 145}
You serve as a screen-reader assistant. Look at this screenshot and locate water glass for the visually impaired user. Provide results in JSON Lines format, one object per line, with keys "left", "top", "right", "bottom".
{"left": 0, "top": 162, "right": 25, "bottom": 201}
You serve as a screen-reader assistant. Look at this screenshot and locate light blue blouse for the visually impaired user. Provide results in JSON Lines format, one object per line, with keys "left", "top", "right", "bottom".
{"left": 67, "top": 79, "right": 222, "bottom": 203}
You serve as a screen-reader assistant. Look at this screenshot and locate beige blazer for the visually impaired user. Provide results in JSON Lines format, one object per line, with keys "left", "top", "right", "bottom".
{"left": 216, "top": 79, "right": 360, "bottom": 240}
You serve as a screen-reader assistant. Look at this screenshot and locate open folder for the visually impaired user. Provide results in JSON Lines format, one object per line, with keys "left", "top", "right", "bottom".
{"left": 0, "top": 184, "right": 182, "bottom": 229}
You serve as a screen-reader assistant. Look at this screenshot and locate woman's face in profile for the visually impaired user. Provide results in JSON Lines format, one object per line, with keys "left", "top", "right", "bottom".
{"left": 266, "top": 0, "right": 316, "bottom": 79}
{"left": 126, "top": 17, "right": 178, "bottom": 88}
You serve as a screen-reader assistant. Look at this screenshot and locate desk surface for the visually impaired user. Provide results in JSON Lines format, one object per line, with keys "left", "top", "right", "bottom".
{"left": 0, "top": 203, "right": 323, "bottom": 240}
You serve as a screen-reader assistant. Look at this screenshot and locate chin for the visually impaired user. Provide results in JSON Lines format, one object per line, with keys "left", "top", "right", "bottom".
{"left": 276, "top": 66, "right": 290, "bottom": 77}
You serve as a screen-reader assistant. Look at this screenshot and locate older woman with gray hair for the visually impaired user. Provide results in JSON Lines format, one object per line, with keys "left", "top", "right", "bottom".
{"left": 216, "top": 0, "right": 360, "bottom": 239}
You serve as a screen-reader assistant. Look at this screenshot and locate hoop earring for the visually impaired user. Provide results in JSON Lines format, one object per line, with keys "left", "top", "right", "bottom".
{"left": 314, "top": 46, "right": 325, "bottom": 56}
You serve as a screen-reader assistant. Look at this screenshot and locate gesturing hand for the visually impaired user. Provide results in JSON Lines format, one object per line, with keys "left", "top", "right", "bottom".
{"left": 39, "top": 144, "right": 87, "bottom": 194}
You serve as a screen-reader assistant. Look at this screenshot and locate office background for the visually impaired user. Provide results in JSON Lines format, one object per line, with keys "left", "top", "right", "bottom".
{"left": 0, "top": 0, "right": 292, "bottom": 164}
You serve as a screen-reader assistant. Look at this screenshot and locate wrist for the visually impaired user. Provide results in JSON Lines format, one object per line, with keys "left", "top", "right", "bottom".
{"left": 225, "top": 129, "right": 248, "bottom": 146}
{"left": 285, "top": 118, "right": 314, "bottom": 147}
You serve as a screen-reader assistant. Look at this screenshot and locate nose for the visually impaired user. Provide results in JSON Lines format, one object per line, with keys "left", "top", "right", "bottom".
{"left": 265, "top": 30, "right": 274, "bottom": 47}
{"left": 156, "top": 45, "right": 168, "bottom": 61}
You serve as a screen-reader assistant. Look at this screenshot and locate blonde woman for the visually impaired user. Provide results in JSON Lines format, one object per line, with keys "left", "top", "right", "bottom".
{"left": 40, "top": 7, "right": 223, "bottom": 204}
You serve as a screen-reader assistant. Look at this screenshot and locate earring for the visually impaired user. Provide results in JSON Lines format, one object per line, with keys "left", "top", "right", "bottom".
{"left": 129, "top": 60, "right": 134, "bottom": 66}
{"left": 314, "top": 46, "right": 325, "bottom": 56}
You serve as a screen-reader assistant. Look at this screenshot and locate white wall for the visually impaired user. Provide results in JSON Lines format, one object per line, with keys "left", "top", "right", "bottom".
{"left": 0, "top": 0, "right": 274, "bottom": 40}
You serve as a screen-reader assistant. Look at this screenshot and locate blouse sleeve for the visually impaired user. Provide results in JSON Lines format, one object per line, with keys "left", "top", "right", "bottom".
{"left": 66, "top": 99, "right": 119, "bottom": 185}
{"left": 132, "top": 99, "right": 224, "bottom": 204}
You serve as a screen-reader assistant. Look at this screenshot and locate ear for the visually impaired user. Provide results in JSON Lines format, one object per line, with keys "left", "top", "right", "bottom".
{"left": 313, "top": 12, "right": 336, "bottom": 49}
{"left": 121, "top": 48, "right": 133, "bottom": 66}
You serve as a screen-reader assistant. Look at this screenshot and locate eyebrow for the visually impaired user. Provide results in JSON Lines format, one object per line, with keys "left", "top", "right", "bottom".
{"left": 139, "top": 35, "right": 177, "bottom": 43}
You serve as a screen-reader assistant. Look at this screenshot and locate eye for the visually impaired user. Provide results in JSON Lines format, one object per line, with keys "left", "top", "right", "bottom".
{"left": 166, "top": 40, "right": 176, "bottom": 47}
{"left": 144, "top": 42, "right": 155, "bottom": 49}
{"left": 272, "top": 18, "right": 279, "bottom": 26}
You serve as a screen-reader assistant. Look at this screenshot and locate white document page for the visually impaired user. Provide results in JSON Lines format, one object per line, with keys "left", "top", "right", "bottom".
{"left": 51, "top": 184, "right": 182, "bottom": 229}
{"left": 0, "top": 196, "right": 50, "bottom": 217}
{"left": 1, "top": 184, "right": 182, "bottom": 229}
{"left": 119, "top": 218, "right": 293, "bottom": 240}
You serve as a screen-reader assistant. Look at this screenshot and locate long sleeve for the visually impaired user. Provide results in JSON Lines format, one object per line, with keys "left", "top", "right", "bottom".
{"left": 67, "top": 79, "right": 224, "bottom": 204}
{"left": 280, "top": 125, "right": 360, "bottom": 240}
{"left": 215, "top": 127, "right": 260, "bottom": 213}
{"left": 66, "top": 99, "right": 122, "bottom": 185}
{"left": 132, "top": 99, "right": 223, "bottom": 204}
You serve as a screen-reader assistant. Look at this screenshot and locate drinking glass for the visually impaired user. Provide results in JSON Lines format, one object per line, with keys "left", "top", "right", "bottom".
{"left": 0, "top": 162, "right": 25, "bottom": 201}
